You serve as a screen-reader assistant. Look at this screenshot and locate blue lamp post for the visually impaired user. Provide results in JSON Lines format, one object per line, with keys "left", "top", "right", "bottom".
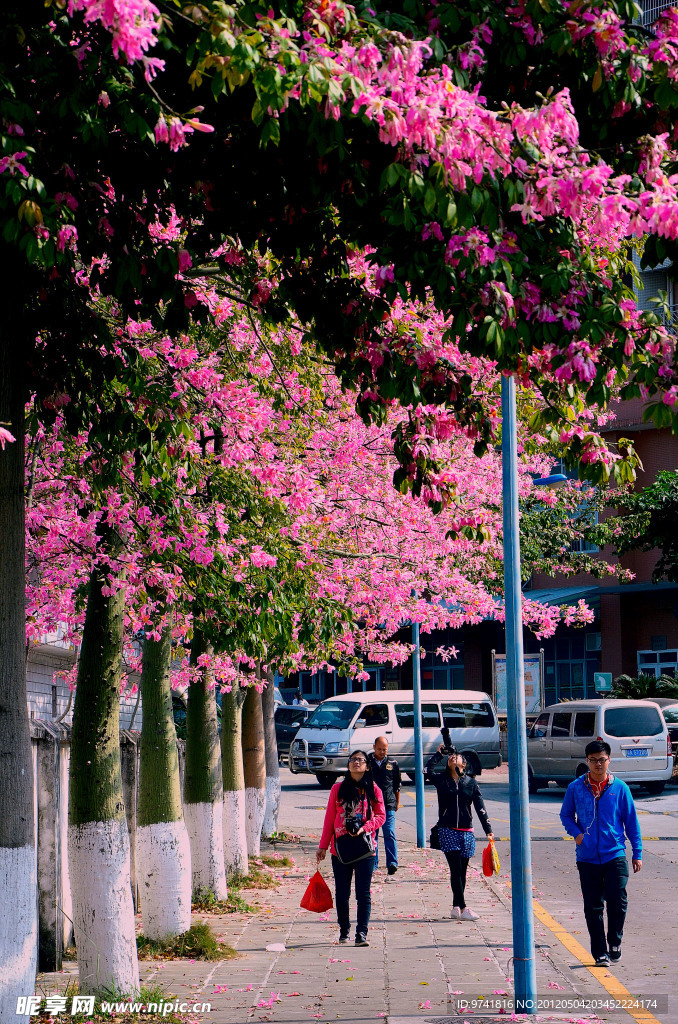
{"left": 501, "top": 375, "right": 537, "bottom": 1013}
{"left": 412, "top": 619, "right": 426, "bottom": 847}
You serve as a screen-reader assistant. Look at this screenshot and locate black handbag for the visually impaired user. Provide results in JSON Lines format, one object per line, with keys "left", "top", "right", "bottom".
{"left": 334, "top": 792, "right": 375, "bottom": 865}
{"left": 429, "top": 822, "right": 441, "bottom": 850}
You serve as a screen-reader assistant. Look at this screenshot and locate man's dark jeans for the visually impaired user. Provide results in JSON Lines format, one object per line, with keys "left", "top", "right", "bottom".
{"left": 577, "top": 856, "right": 629, "bottom": 958}
{"left": 331, "top": 853, "right": 375, "bottom": 937}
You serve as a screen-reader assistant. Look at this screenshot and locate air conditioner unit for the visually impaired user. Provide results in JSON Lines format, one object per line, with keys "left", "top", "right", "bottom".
{"left": 586, "top": 633, "right": 602, "bottom": 652}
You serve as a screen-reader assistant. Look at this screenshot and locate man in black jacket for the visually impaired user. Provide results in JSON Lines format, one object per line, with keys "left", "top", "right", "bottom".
{"left": 367, "top": 737, "right": 401, "bottom": 875}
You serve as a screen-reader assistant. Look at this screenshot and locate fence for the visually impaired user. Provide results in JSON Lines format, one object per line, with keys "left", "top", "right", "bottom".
{"left": 30, "top": 722, "right": 184, "bottom": 972}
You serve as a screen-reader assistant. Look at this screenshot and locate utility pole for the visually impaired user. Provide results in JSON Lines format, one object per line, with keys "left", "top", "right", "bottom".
{"left": 501, "top": 375, "right": 537, "bottom": 1013}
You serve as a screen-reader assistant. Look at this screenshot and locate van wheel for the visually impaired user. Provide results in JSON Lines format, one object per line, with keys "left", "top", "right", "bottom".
{"left": 406, "top": 772, "right": 417, "bottom": 783}
{"left": 645, "top": 781, "right": 666, "bottom": 796}
{"left": 575, "top": 763, "right": 588, "bottom": 779}
{"left": 528, "top": 766, "right": 541, "bottom": 795}
{"left": 316, "top": 773, "right": 336, "bottom": 789}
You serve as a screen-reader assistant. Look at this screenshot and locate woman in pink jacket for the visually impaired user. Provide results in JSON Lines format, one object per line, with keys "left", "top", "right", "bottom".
{"left": 316, "top": 750, "right": 386, "bottom": 946}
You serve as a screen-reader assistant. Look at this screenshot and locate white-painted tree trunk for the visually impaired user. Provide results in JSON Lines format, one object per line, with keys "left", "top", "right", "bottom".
{"left": 245, "top": 786, "right": 266, "bottom": 857}
{"left": 262, "top": 775, "right": 281, "bottom": 839}
{"left": 0, "top": 845, "right": 37, "bottom": 1016}
{"left": 261, "top": 675, "right": 281, "bottom": 838}
{"left": 242, "top": 685, "right": 266, "bottom": 858}
{"left": 183, "top": 801, "right": 227, "bottom": 898}
{"left": 136, "top": 821, "right": 192, "bottom": 940}
{"left": 68, "top": 819, "right": 140, "bottom": 997}
{"left": 223, "top": 789, "right": 248, "bottom": 875}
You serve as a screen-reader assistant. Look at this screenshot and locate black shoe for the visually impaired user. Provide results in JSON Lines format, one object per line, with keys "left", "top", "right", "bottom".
{"left": 355, "top": 933, "right": 369, "bottom": 946}
{"left": 387, "top": 864, "right": 398, "bottom": 875}
{"left": 609, "top": 946, "right": 622, "bottom": 963}
{"left": 594, "top": 954, "right": 610, "bottom": 966}
{"left": 338, "top": 932, "right": 349, "bottom": 944}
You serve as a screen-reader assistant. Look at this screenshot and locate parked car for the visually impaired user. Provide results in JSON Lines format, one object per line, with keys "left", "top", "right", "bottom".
{"left": 275, "top": 704, "right": 314, "bottom": 762}
{"left": 647, "top": 698, "right": 678, "bottom": 761}
{"left": 527, "top": 699, "right": 673, "bottom": 795}
{"left": 288, "top": 689, "right": 501, "bottom": 788}
{"left": 172, "top": 691, "right": 188, "bottom": 740}
{"left": 172, "top": 690, "right": 223, "bottom": 738}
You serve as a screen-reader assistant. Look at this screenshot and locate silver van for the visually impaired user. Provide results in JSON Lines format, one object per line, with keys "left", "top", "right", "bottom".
{"left": 288, "top": 689, "right": 501, "bottom": 787}
{"left": 527, "top": 699, "right": 673, "bottom": 795}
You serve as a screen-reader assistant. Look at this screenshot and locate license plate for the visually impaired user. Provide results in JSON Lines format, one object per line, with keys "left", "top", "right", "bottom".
{"left": 625, "top": 748, "right": 650, "bottom": 757}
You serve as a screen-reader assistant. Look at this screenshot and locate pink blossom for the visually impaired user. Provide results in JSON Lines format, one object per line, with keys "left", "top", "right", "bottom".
{"left": 0, "top": 152, "right": 29, "bottom": 177}
{"left": 0, "top": 427, "right": 16, "bottom": 449}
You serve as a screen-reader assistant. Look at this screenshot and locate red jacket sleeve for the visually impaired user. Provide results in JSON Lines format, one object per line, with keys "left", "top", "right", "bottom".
{"left": 319, "top": 783, "right": 339, "bottom": 850}
{"left": 363, "top": 784, "right": 386, "bottom": 834}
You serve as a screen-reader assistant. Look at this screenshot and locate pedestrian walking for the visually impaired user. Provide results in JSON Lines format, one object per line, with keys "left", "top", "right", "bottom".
{"left": 316, "top": 750, "right": 386, "bottom": 946}
{"left": 425, "top": 743, "right": 493, "bottom": 920}
{"left": 560, "top": 739, "right": 642, "bottom": 967}
{"left": 367, "top": 736, "right": 401, "bottom": 875}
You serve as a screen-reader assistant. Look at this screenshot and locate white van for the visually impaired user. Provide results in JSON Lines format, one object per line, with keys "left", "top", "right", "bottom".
{"left": 527, "top": 699, "right": 673, "bottom": 795}
{"left": 288, "top": 689, "right": 501, "bottom": 787}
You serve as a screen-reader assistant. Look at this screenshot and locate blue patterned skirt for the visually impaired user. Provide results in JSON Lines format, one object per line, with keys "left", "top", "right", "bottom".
{"left": 438, "top": 827, "right": 476, "bottom": 858}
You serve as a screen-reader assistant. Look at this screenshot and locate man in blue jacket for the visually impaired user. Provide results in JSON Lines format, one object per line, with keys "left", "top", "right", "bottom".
{"left": 560, "top": 739, "right": 642, "bottom": 967}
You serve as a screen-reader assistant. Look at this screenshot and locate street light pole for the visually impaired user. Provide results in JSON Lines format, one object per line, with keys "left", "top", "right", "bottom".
{"left": 412, "top": 620, "right": 426, "bottom": 848}
{"left": 501, "top": 375, "right": 537, "bottom": 1013}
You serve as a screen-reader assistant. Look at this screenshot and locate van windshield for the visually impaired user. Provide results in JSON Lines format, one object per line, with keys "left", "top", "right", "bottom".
{"left": 304, "top": 701, "right": 359, "bottom": 730}
{"left": 604, "top": 706, "right": 664, "bottom": 738}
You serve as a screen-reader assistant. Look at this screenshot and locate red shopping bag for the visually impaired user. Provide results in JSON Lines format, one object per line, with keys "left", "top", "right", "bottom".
{"left": 300, "top": 870, "right": 333, "bottom": 913}
{"left": 482, "top": 837, "right": 500, "bottom": 877}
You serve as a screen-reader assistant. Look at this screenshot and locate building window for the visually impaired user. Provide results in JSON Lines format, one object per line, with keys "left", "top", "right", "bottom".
{"left": 638, "top": 649, "right": 678, "bottom": 678}
{"left": 421, "top": 643, "right": 464, "bottom": 689}
{"left": 548, "top": 460, "right": 599, "bottom": 553}
{"left": 542, "top": 634, "right": 601, "bottom": 704}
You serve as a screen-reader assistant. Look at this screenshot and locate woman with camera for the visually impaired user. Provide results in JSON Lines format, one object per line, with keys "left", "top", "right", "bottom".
{"left": 316, "top": 750, "right": 385, "bottom": 946}
{"left": 426, "top": 738, "right": 493, "bottom": 921}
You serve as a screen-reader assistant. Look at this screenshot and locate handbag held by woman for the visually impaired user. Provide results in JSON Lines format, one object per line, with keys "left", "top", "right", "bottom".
{"left": 334, "top": 797, "right": 375, "bottom": 864}
{"left": 429, "top": 822, "right": 441, "bottom": 850}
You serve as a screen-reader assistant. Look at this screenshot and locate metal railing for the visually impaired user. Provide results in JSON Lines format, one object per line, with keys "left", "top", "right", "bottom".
{"left": 640, "top": 0, "right": 676, "bottom": 26}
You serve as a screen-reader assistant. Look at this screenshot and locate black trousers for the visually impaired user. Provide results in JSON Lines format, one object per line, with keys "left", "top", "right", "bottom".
{"left": 331, "top": 854, "right": 375, "bottom": 937}
{"left": 444, "top": 850, "right": 469, "bottom": 909}
{"left": 577, "top": 856, "right": 629, "bottom": 959}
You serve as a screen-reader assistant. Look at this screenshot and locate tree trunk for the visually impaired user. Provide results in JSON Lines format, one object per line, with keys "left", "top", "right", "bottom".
{"left": 221, "top": 686, "right": 248, "bottom": 875}
{"left": 242, "top": 684, "right": 266, "bottom": 856}
{"left": 183, "top": 627, "right": 226, "bottom": 897}
{"left": 0, "top": 334, "right": 37, "bottom": 1011}
{"left": 68, "top": 553, "right": 139, "bottom": 997}
{"left": 262, "top": 672, "right": 281, "bottom": 838}
{"left": 137, "top": 620, "right": 192, "bottom": 939}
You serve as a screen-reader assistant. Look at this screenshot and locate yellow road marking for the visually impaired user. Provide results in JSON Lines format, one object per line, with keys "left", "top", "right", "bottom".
{"left": 492, "top": 816, "right": 553, "bottom": 830}
{"left": 532, "top": 898, "right": 664, "bottom": 1024}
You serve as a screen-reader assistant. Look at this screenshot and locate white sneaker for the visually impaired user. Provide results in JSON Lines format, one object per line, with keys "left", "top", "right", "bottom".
{"left": 460, "top": 908, "right": 480, "bottom": 921}
{"left": 450, "top": 907, "right": 461, "bottom": 920}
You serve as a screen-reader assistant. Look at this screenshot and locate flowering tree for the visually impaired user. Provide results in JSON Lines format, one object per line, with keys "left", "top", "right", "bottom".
{"left": 5, "top": 0, "right": 678, "bottom": 1002}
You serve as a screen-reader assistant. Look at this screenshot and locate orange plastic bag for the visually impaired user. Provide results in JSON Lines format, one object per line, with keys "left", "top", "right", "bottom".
{"left": 300, "top": 870, "right": 334, "bottom": 913}
{"left": 482, "top": 837, "right": 500, "bottom": 877}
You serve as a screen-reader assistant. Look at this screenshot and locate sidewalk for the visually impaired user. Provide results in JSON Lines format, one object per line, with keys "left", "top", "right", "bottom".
{"left": 38, "top": 827, "right": 653, "bottom": 1024}
{"left": 139, "top": 832, "right": 641, "bottom": 1023}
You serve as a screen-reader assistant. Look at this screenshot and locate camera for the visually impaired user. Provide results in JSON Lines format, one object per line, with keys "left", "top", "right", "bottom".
{"left": 344, "top": 813, "right": 363, "bottom": 836}
{"left": 441, "top": 727, "right": 457, "bottom": 757}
